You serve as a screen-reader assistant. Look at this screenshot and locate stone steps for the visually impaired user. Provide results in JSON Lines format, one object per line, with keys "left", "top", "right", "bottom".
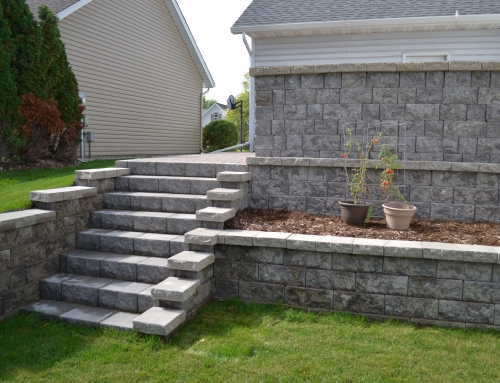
{"left": 60, "top": 249, "right": 173, "bottom": 284}
{"left": 103, "top": 192, "right": 208, "bottom": 214}
{"left": 39, "top": 273, "right": 155, "bottom": 313}
{"left": 115, "top": 175, "right": 221, "bottom": 195}
{"left": 90, "top": 209, "right": 201, "bottom": 235}
{"left": 23, "top": 299, "right": 142, "bottom": 330}
{"left": 76, "top": 229, "right": 189, "bottom": 258}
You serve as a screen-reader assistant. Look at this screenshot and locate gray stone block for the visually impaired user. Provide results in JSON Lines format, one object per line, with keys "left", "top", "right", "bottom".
{"left": 477, "top": 137, "right": 500, "bottom": 154}
{"left": 463, "top": 281, "right": 500, "bottom": 303}
{"left": 307, "top": 104, "right": 323, "bottom": 119}
{"left": 458, "top": 138, "right": 477, "bottom": 155}
{"left": 478, "top": 88, "right": 500, "bottom": 104}
{"left": 362, "top": 104, "right": 380, "bottom": 120}
{"left": 383, "top": 240, "right": 423, "bottom": 259}
{"left": 103, "top": 192, "right": 131, "bottom": 210}
{"left": 406, "top": 104, "right": 440, "bottom": 120}
{"left": 239, "top": 281, "right": 284, "bottom": 302}
{"left": 101, "top": 211, "right": 135, "bottom": 231}
{"left": 440, "top": 104, "right": 467, "bottom": 120}
{"left": 133, "top": 212, "right": 171, "bottom": 234}
{"left": 400, "top": 72, "right": 425, "bottom": 87}
{"left": 285, "top": 286, "right": 333, "bottom": 309}
{"left": 334, "top": 291, "right": 384, "bottom": 314}
{"left": 286, "top": 89, "right": 316, "bottom": 105}
{"left": 373, "top": 88, "right": 397, "bottom": 104}
{"left": 410, "top": 186, "right": 453, "bottom": 203}
{"left": 286, "top": 135, "right": 302, "bottom": 150}
{"left": 324, "top": 104, "right": 362, "bottom": 120}
{"left": 430, "top": 203, "right": 475, "bottom": 221}
{"left": 284, "top": 105, "right": 307, "bottom": 120}
{"left": 255, "top": 75, "right": 284, "bottom": 90}
{"left": 284, "top": 74, "right": 300, "bottom": 89}
{"left": 426, "top": 71, "right": 444, "bottom": 87}
{"left": 253, "top": 232, "right": 291, "bottom": 248}
{"left": 269, "top": 196, "right": 306, "bottom": 211}
{"left": 132, "top": 307, "right": 186, "bottom": 336}
{"left": 340, "top": 88, "right": 372, "bottom": 104}
{"left": 128, "top": 162, "right": 156, "bottom": 176}
{"left": 437, "top": 260, "right": 492, "bottom": 282}
{"left": 431, "top": 171, "right": 476, "bottom": 187}
{"left": 161, "top": 195, "right": 199, "bottom": 214}
{"left": 134, "top": 233, "right": 178, "bottom": 257}
{"left": 156, "top": 163, "right": 185, "bottom": 177}
{"left": 398, "top": 88, "right": 416, "bottom": 104}
{"left": 475, "top": 206, "right": 500, "bottom": 223}
{"left": 331, "top": 253, "right": 382, "bottom": 273}
{"left": 100, "top": 254, "right": 145, "bottom": 280}
{"left": 316, "top": 89, "right": 339, "bottom": 104}
{"left": 285, "top": 120, "right": 314, "bottom": 135}
{"left": 325, "top": 73, "right": 341, "bottom": 88}
{"left": 284, "top": 249, "right": 331, "bottom": 269}
{"left": 0, "top": 266, "right": 26, "bottom": 292}
{"left": 130, "top": 193, "right": 162, "bottom": 212}
{"left": 442, "top": 88, "right": 478, "bottom": 104}
{"left": 467, "top": 104, "right": 486, "bottom": 121}
{"left": 99, "top": 281, "right": 151, "bottom": 312}
{"left": 443, "top": 121, "right": 486, "bottom": 137}
{"left": 385, "top": 295, "right": 438, "bottom": 319}
{"left": 301, "top": 74, "right": 324, "bottom": 89}
{"left": 128, "top": 176, "right": 158, "bottom": 192}
{"left": 341, "top": 73, "right": 366, "bottom": 87}
{"left": 151, "top": 277, "right": 199, "bottom": 302}
{"left": 100, "top": 311, "right": 139, "bottom": 330}
{"left": 454, "top": 188, "right": 498, "bottom": 205}
{"left": 137, "top": 258, "right": 172, "bottom": 284}
{"left": 212, "top": 279, "right": 238, "bottom": 299}
{"left": 259, "top": 264, "right": 305, "bottom": 286}
{"left": 380, "top": 104, "right": 405, "bottom": 120}
{"left": 306, "top": 269, "right": 355, "bottom": 291}
{"left": 352, "top": 238, "right": 388, "bottom": 256}
{"left": 100, "top": 231, "right": 142, "bottom": 254}
{"left": 61, "top": 275, "right": 113, "bottom": 306}
{"left": 408, "top": 277, "right": 463, "bottom": 300}
{"left": 356, "top": 273, "right": 408, "bottom": 296}
{"left": 273, "top": 90, "right": 285, "bottom": 105}
{"left": 60, "top": 306, "right": 116, "bottom": 327}
{"left": 22, "top": 299, "right": 78, "bottom": 318}
{"left": 367, "top": 72, "right": 399, "bottom": 88}
{"left": 215, "top": 260, "right": 257, "bottom": 281}
{"left": 445, "top": 71, "right": 471, "bottom": 87}
{"left": 486, "top": 105, "right": 500, "bottom": 121}
{"left": 438, "top": 300, "right": 494, "bottom": 324}
{"left": 384, "top": 257, "right": 437, "bottom": 278}
{"left": 255, "top": 91, "right": 273, "bottom": 106}
{"left": 417, "top": 88, "right": 442, "bottom": 103}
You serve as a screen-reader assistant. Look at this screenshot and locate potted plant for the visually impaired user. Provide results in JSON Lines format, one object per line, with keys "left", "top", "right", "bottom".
{"left": 338, "top": 129, "right": 381, "bottom": 226}
{"left": 377, "top": 146, "right": 417, "bottom": 230}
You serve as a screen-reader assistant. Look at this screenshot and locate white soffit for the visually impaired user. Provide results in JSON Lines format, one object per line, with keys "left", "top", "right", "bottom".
{"left": 231, "top": 14, "right": 500, "bottom": 38}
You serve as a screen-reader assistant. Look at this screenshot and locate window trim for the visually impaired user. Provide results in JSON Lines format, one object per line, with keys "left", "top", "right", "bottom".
{"left": 402, "top": 52, "right": 451, "bottom": 62}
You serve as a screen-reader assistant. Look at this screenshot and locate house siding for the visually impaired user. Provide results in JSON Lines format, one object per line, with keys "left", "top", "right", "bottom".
{"left": 254, "top": 30, "right": 500, "bottom": 67}
{"left": 58, "top": 0, "right": 203, "bottom": 157}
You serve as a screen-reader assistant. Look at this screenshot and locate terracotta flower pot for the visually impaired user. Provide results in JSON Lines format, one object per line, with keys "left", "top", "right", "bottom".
{"left": 382, "top": 202, "right": 417, "bottom": 231}
{"left": 338, "top": 201, "right": 370, "bottom": 226}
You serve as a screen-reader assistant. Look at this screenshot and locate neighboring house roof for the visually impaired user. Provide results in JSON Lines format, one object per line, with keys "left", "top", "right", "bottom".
{"left": 216, "top": 103, "right": 228, "bottom": 110}
{"left": 231, "top": 0, "right": 500, "bottom": 37}
{"left": 27, "top": 0, "right": 215, "bottom": 88}
{"left": 233, "top": 0, "right": 500, "bottom": 28}
{"left": 203, "top": 103, "right": 227, "bottom": 117}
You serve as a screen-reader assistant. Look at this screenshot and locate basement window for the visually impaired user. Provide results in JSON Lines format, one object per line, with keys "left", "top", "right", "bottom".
{"left": 403, "top": 53, "right": 450, "bottom": 62}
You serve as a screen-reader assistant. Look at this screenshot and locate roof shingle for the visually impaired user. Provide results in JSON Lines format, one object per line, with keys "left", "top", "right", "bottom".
{"left": 233, "top": 0, "right": 500, "bottom": 28}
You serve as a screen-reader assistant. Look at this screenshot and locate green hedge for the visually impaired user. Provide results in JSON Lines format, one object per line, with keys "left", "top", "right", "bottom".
{"left": 202, "top": 120, "right": 239, "bottom": 152}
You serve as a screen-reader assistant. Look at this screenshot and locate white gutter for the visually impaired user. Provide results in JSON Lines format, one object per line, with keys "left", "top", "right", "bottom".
{"left": 57, "top": 0, "right": 92, "bottom": 20}
{"left": 242, "top": 33, "right": 252, "bottom": 55}
{"left": 231, "top": 14, "right": 500, "bottom": 34}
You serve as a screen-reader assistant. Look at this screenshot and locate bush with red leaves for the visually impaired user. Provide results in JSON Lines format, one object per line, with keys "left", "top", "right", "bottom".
{"left": 19, "top": 93, "right": 83, "bottom": 162}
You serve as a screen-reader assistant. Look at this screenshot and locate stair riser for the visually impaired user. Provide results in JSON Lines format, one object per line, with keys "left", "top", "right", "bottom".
{"left": 115, "top": 177, "right": 221, "bottom": 195}
{"left": 40, "top": 279, "right": 153, "bottom": 313}
{"left": 158, "top": 281, "right": 211, "bottom": 313}
{"left": 103, "top": 194, "right": 209, "bottom": 214}
{"left": 91, "top": 212, "right": 201, "bottom": 235}
{"left": 126, "top": 162, "right": 247, "bottom": 177}
{"left": 61, "top": 255, "right": 173, "bottom": 284}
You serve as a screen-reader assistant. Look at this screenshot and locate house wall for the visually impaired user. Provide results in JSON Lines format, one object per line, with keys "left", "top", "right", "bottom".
{"left": 202, "top": 104, "right": 226, "bottom": 127}
{"left": 58, "top": 0, "right": 204, "bottom": 157}
{"left": 254, "top": 30, "right": 500, "bottom": 67}
{"left": 212, "top": 237, "right": 500, "bottom": 330}
{"left": 252, "top": 64, "right": 500, "bottom": 163}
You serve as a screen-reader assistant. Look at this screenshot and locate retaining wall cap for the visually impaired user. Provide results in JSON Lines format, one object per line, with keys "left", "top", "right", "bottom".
{"left": 0, "top": 209, "right": 56, "bottom": 232}
{"left": 184, "top": 228, "right": 223, "bottom": 246}
{"left": 217, "top": 230, "right": 499, "bottom": 265}
{"left": 75, "top": 167, "right": 130, "bottom": 180}
{"left": 223, "top": 229, "right": 261, "bottom": 246}
{"left": 217, "top": 171, "right": 251, "bottom": 182}
{"left": 30, "top": 186, "right": 97, "bottom": 203}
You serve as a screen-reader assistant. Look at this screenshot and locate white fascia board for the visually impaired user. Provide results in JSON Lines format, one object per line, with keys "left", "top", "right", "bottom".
{"left": 57, "top": 0, "right": 92, "bottom": 20}
{"left": 231, "top": 14, "right": 500, "bottom": 34}
{"left": 164, "top": 0, "right": 215, "bottom": 88}
{"left": 202, "top": 103, "right": 223, "bottom": 117}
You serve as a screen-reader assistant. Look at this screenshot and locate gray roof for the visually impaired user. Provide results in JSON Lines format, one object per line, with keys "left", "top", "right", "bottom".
{"left": 233, "top": 0, "right": 500, "bottom": 28}
{"left": 26, "top": 0, "right": 79, "bottom": 16}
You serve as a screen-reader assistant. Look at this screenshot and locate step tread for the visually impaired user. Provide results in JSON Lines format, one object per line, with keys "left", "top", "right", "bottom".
{"left": 132, "top": 307, "right": 186, "bottom": 336}
{"left": 196, "top": 207, "right": 236, "bottom": 222}
{"left": 119, "top": 175, "right": 217, "bottom": 181}
{"left": 168, "top": 251, "right": 215, "bottom": 272}
{"left": 151, "top": 277, "right": 200, "bottom": 302}
{"left": 22, "top": 299, "right": 139, "bottom": 330}
{"left": 105, "top": 191, "right": 207, "bottom": 199}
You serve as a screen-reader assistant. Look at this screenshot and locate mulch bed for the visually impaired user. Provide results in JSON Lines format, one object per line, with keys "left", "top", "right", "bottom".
{"left": 0, "top": 158, "right": 80, "bottom": 171}
{"left": 225, "top": 208, "right": 500, "bottom": 246}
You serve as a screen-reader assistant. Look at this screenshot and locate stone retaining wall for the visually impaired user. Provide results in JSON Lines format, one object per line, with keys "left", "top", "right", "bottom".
{"left": 211, "top": 230, "right": 500, "bottom": 330}
{"left": 251, "top": 61, "right": 500, "bottom": 162}
{"left": 246, "top": 157, "right": 500, "bottom": 222}
{"left": 0, "top": 168, "right": 128, "bottom": 321}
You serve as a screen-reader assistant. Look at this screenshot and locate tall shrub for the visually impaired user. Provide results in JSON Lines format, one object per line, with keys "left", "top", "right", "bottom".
{"left": 0, "top": 2, "right": 21, "bottom": 153}
{"left": 202, "top": 120, "right": 239, "bottom": 152}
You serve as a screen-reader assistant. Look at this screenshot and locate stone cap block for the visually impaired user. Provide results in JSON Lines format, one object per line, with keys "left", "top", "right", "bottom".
{"left": 419, "top": 162, "right": 452, "bottom": 171}
{"left": 367, "top": 62, "right": 397, "bottom": 72}
{"left": 478, "top": 163, "right": 500, "bottom": 173}
{"left": 263, "top": 66, "right": 290, "bottom": 75}
{"left": 384, "top": 240, "right": 423, "bottom": 258}
{"left": 281, "top": 158, "right": 310, "bottom": 167}
{"left": 396, "top": 62, "right": 423, "bottom": 71}
{"left": 0, "top": 209, "right": 56, "bottom": 232}
{"left": 291, "top": 65, "right": 314, "bottom": 74}
{"left": 249, "top": 67, "right": 264, "bottom": 76}
{"left": 420, "top": 242, "right": 499, "bottom": 263}
{"left": 314, "top": 64, "right": 339, "bottom": 73}
{"left": 217, "top": 171, "right": 251, "bottom": 182}
{"left": 287, "top": 234, "right": 317, "bottom": 251}
{"left": 452, "top": 163, "right": 479, "bottom": 172}
{"left": 353, "top": 238, "right": 389, "bottom": 256}
{"left": 223, "top": 229, "right": 261, "bottom": 246}
{"left": 253, "top": 232, "right": 291, "bottom": 248}
{"left": 196, "top": 207, "right": 236, "bottom": 223}
{"left": 482, "top": 61, "right": 500, "bottom": 71}
{"left": 184, "top": 228, "right": 222, "bottom": 246}
{"left": 30, "top": 186, "right": 97, "bottom": 203}
{"left": 132, "top": 307, "right": 186, "bottom": 336}
{"left": 75, "top": 167, "right": 130, "bottom": 180}
{"left": 315, "top": 236, "right": 353, "bottom": 254}
{"left": 167, "top": 251, "right": 215, "bottom": 272}
{"left": 247, "top": 157, "right": 281, "bottom": 166}
{"left": 151, "top": 277, "right": 200, "bottom": 301}
{"left": 206, "top": 188, "right": 244, "bottom": 201}
{"left": 449, "top": 61, "right": 482, "bottom": 71}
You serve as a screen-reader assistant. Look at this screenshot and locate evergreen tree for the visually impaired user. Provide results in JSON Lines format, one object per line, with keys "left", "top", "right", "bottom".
{"left": 1, "top": 0, "right": 49, "bottom": 99}
{"left": 0, "top": 2, "right": 22, "bottom": 153}
{"left": 38, "top": 5, "right": 80, "bottom": 125}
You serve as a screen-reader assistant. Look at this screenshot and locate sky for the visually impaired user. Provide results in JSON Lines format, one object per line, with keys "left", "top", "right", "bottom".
{"left": 176, "top": 0, "right": 253, "bottom": 104}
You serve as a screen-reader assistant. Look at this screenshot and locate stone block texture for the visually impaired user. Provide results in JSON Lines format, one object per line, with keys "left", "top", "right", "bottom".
{"left": 213, "top": 244, "right": 500, "bottom": 328}
{"left": 254, "top": 70, "right": 500, "bottom": 162}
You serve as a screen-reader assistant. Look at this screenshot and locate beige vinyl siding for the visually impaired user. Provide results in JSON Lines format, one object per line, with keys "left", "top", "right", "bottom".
{"left": 58, "top": 0, "right": 203, "bottom": 157}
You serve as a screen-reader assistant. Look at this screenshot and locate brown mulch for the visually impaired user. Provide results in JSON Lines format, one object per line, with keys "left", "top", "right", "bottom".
{"left": 0, "top": 158, "right": 80, "bottom": 171}
{"left": 225, "top": 208, "right": 500, "bottom": 246}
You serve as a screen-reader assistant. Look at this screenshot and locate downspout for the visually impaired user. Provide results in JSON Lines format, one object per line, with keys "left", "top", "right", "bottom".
{"left": 201, "top": 87, "right": 210, "bottom": 152}
{"left": 241, "top": 33, "right": 255, "bottom": 152}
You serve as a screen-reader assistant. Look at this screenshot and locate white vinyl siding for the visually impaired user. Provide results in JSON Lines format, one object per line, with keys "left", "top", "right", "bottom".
{"left": 58, "top": 0, "right": 203, "bottom": 157}
{"left": 254, "top": 29, "right": 500, "bottom": 66}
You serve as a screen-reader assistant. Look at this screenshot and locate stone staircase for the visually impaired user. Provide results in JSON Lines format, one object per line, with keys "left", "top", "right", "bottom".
{"left": 23, "top": 160, "right": 251, "bottom": 336}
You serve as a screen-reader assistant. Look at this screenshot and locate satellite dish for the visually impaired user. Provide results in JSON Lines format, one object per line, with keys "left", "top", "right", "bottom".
{"left": 227, "top": 95, "right": 236, "bottom": 110}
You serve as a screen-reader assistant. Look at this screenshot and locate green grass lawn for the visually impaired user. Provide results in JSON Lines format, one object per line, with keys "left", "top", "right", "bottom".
{"left": 0, "top": 159, "right": 117, "bottom": 213}
{"left": 1, "top": 300, "right": 499, "bottom": 383}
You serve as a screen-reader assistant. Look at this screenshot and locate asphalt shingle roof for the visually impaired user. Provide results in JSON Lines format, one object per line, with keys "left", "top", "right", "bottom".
{"left": 26, "top": 0, "right": 79, "bottom": 17}
{"left": 233, "top": 0, "right": 500, "bottom": 28}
